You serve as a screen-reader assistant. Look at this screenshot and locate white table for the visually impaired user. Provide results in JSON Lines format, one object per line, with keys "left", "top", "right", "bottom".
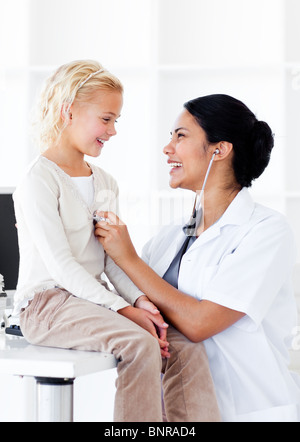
{"left": 0, "top": 332, "right": 118, "bottom": 422}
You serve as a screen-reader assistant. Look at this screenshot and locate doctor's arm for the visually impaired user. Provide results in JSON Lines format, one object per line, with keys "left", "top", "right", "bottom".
{"left": 95, "top": 213, "right": 245, "bottom": 343}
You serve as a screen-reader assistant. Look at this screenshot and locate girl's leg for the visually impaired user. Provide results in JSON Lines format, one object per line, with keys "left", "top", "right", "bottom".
{"left": 162, "top": 325, "right": 221, "bottom": 422}
{"left": 20, "top": 288, "right": 163, "bottom": 422}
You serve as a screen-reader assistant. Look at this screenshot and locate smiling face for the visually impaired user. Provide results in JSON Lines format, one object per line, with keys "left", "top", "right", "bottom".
{"left": 164, "top": 109, "right": 214, "bottom": 192}
{"left": 65, "top": 90, "right": 123, "bottom": 158}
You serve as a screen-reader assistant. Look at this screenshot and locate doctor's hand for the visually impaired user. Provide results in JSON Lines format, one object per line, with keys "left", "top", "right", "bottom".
{"left": 94, "top": 212, "right": 137, "bottom": 267}
{"left": 118, "top": 304, "right": 170, "bottom": 359}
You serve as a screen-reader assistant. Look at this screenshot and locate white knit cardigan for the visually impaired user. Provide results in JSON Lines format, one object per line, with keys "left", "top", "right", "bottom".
{"left": 13, "top": 156, "right": 143, "bottom": 314}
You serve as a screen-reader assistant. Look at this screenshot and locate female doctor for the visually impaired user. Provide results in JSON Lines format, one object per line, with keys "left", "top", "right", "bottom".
{"left": 95, "top": 94, "right": 300, "bottom": 422}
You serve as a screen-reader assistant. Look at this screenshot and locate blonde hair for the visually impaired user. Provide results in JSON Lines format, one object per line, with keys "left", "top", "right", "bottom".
{"left": 32, "top": 60, "right": 123, "bottom": 151}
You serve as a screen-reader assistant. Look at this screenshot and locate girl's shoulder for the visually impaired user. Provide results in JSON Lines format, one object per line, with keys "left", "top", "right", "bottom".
{"left": 18, "top": 155, "right": 58, "bottom": 185}
{"left": 21, "top": 157, "right": 117, "bottom": 185}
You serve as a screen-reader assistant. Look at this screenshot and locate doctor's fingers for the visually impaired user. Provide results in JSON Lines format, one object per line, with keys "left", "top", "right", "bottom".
{"left": 97, "top": 211, "right": 125, "bottom": 226}
{"left": 94, "top": 227, "right": 113, "bottom": 252}
{"left": 94, "top": 224, "right": 122, "bottom": 244}
{"left": 95, "top": 222, "right": 127, "bottom": 238}
{"left": 95, "top": 224, "right": 110, "bottom": 237}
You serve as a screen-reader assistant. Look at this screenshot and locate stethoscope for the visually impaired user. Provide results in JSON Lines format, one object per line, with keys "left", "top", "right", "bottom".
{"left": 183, "top": 148, "right": 220, "bottom": 237}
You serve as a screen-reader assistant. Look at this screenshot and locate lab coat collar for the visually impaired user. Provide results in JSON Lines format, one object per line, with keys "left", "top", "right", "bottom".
{"left": 185, "top": 188, "right": 255, "bottom": 250}
{"left": 182, "top": 187, "right": 254, "bottom": 232}
{"left": 217, "top": 187, "right": 255, "bottom": 227}
{"left": 151, "top": 188, "right": 255, "bottom": 276}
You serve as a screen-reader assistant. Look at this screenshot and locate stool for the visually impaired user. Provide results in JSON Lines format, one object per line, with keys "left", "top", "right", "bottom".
{"left": 0, "top": 333, "right": 117, "bottom": 422}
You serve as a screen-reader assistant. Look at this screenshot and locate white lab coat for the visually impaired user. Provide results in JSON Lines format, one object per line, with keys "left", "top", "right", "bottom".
{"left": 142, "top": 188, "right": 300, "bottom": 422}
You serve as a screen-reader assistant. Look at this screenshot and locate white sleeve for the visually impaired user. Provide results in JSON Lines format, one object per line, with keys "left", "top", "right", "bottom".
{"left": 202, "top": 215, "right": 296, "bottom": 327}
{"left": 141, "top": 237, "right": 153, "bottom": 265}
{"left": 105, "top": 255, "right": 144, "bottom": 305}
{"left": 18, "top": 169, "right": 130, "bottom": 312}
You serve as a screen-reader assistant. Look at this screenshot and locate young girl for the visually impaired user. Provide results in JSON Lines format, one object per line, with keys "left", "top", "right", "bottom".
{"left": 13, "top": 61, "right": 220, "bottom": 422}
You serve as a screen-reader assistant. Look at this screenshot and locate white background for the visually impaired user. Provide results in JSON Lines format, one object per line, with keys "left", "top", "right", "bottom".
{"left": 0, "top": 0, "right": 300, "bottom": 421}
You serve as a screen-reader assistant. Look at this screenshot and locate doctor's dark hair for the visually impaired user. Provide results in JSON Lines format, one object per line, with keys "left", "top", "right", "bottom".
{"left": 184, "top": 94, "right": 274, "bottom": 188}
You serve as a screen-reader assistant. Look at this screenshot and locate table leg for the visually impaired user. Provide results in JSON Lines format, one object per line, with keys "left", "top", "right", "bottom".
{"left": 35, "top": 377, "right": 74, "bottom": 422}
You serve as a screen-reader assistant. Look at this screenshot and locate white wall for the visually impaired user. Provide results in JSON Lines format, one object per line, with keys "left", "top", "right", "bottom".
{"left": 0, "top": 0, "right": 299, "bottom": 421}
{"left": 1, "top": 0, "right": 299, "bottom": 255}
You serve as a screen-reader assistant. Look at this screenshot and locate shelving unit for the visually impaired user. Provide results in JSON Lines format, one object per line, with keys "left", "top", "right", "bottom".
{"left": 0, "top": 0, "right": 299, "bottom": 258}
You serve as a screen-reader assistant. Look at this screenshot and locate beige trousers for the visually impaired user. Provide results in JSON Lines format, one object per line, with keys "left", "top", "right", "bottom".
{"left": 20, "top": 288, "right": 220, "bottom": 422}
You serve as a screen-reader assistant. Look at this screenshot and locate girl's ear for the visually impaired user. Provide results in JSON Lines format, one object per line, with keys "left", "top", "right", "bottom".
{"left": 60, "top": 103, "right": 72, "bottom": 124}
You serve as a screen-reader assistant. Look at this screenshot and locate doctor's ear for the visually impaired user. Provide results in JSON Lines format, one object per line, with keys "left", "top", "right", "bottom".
{"left": 213, "top": 142, "right": 233, "bottom": 160}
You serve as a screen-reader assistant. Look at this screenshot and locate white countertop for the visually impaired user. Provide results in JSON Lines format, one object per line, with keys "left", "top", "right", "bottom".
{"left": 0, "top": 333, "right": 117, "bottom": 379}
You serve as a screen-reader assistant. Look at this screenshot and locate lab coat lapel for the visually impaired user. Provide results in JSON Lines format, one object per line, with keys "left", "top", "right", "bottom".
{"left": 187, "top": 224, "right": 222, "bottom": 253}
{"left": 151, "top": 227, "right": 186, "bottom": 277}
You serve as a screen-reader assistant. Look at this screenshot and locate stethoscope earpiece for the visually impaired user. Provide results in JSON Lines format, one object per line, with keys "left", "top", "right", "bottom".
{"left": 184, "top": 148, "right": 219, "bottom": 236}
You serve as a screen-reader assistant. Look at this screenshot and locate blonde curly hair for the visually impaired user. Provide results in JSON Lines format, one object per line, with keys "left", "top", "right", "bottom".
{"left": 32, "top": 60, "right": 123, "bottom": 151}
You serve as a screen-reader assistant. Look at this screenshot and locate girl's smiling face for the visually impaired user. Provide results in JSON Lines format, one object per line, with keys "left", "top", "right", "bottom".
{"left": 66, "top": 90, "right": 123, "bottom": 157}
{"left": 163, "top": 109, "right": 213, "bottom": 192}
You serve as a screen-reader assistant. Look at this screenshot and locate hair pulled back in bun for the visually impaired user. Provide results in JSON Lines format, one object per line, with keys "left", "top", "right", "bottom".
{"left": 184, "top": 94, "right": 274, "bottom": 188}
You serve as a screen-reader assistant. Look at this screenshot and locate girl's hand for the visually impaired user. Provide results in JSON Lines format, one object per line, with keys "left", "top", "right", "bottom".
{"left": 94, "top": 212, "right": 136, "bottom": 266}
{"left": 135, "top": 295, "right": 169, "bottom": 356}
{"left": 118, "top": 305, "right": 170, "bottom": 359}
